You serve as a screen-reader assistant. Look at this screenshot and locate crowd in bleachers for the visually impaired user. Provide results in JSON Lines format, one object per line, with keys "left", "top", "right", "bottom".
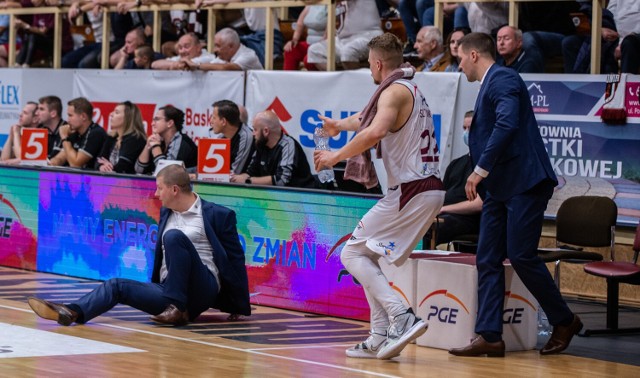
{"left": 0, "top": 0, "right": 638, "bottom": 74}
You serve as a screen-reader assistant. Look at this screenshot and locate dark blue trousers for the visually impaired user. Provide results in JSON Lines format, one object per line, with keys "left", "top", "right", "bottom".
{"left": 69, "top": 230, "right": 218, "bottom": 323}
{"left": 475, "top": 181, "right": 573, "bottom": 335}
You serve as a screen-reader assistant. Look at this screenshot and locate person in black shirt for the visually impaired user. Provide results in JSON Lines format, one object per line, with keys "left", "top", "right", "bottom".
{"left": 232, "top": 110, "right": 316, "bottom": 189}
{"left": 36, "top": 95, "right": 67, "bottom": 164}
{"left": 96, "top": 101, "right": 147, "bottom": 174}
{"left": 209, "top": 100, "right": 254, "bottom": 175}
{"left": 58, "top": 97, "right": 107, "bottom": 169}
{"left": 424, "top": 111, "right": 483, "bottom": 248}
{"left": 135, "top": 105, "right": 197, "bottom": 174}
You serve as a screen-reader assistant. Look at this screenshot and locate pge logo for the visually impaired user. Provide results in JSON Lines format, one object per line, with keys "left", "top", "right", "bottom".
{"left": 92, "top": 102, "right": 157, "bottom": 135}
{"left": 503, "top": 291, "right": 537, "bottom": 325}
{"left": 527, "top": 83, "right": 550, "bottom": 113}
{"left": 0, "top": 194, "right": 22, "bottom": 238}
{"left": 419, "top": 289, "right": 470, "bottom": 325}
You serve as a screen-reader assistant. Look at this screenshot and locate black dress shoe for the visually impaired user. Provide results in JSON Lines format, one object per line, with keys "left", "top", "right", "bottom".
{"left": 540, "top": 314, "right": 583, "bottom": 355}
{"left": 28, "top": 297, "right": 78, "bottom": 326}
{"left": 449, "top": 335, "right": 506, "bottom": 357}
{"left": 150, "top": 304, "right": 189, "bottom": 326}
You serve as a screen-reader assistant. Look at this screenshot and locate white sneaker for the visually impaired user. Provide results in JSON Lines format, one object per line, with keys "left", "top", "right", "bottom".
{"left": 346, "top": 332, "right": 393, "bottom": 359}
{"left": 377, "top": 308, "right": 427, "bottom": 360}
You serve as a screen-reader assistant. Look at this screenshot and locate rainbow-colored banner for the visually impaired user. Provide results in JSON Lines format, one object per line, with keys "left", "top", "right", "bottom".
{"left": 0, "top": 166, "right": 380, "bottom": 320}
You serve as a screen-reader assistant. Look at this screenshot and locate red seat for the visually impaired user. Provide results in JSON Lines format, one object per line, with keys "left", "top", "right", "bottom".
{"left": 583, "top": 223, "right": 640, "bottom": 336}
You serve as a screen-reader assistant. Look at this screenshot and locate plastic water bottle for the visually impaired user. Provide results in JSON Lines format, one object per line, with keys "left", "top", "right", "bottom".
{"left": 313, "top": 127, "right": 335, "bottom": 183}
{"left": 538, "top": 307, "right": 551, "bottom": 336}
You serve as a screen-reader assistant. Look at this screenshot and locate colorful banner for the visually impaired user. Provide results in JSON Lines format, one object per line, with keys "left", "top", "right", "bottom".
{"left": 522, "top": 74, "right": 640, "bottom": 224}
{"left": 0, "top": 166, "right": 379, "bottom": 320}
{"left": 37, "top": 171, "right": 160, "bottom": 281}
{"left": 194, "top": 183, "right": 377, "bottom": 320}
{"left": 0, "top": 168, "right": 39, "bottom": 270}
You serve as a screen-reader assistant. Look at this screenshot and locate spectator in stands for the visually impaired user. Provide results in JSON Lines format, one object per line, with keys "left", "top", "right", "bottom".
{"left": 609, "top": 0, "right": 640, "bottom": 74}
{"left": 112, "top": 27, "right": 149, "bottom": 69}
{"left": 496, "top": 25, "right": 542, "bottom": 73}
{"left": 444, "top": 27, "right": 470, "bottom": 72}
{"left": 423, "top": 111, "right": 482, "bottom": 248}
{"left": 63, "top": 1, "right": 109, "bottom": 69}
{"left": 197, "top": 0, "right": 283, "bottom": 67}
{"left": 414, "top": 26, "right": 450, "bottom": 72}
{"left": 232, "top": 110, "right": 316, "bottom": 189}
{"left": 283, "top": 4, "right": 326, "bottom": 71}
{"left": 116, "top": 0, "right": 180, "bottom": 57}
{"left": 398, "top": 0, "right": 433, "bottom": 55}
{"left": 57, "top": 97, "right": 107, "bottom": 169}
{"left": 464, "top": 2, "right": 507, "bottom": 35}
{"left": 13, "top": 0, "right": 73, "bottom": 67}
{"left": 0, "top": 102, "right": 38, "bottom": 164}
{"left": 376, "top": 0, "right": 399, "bottom": 18}
{"left": 518, "top": 2, "right": 579, "bottom": 74}
{"left": 96, "top": 101, "right": 147, "bottom": 174}
{"left": 209, "top": 100, "right": 254, "bottom": 175}
{"left": 187, "top": 28, "right": 262, "bottom": 71}
{"left": 151, "top": 32, "right": 214, "bottom": 70}
{"left": 28, "top": 164, "right": 250, "bottom": 327}
{"left": 128, "top": 44, "right": 155, "bottom": 69}
{"left": 307, "top": 0, "right": 383, "bottom": 70}
{"left": 36, "top": 95, "right": 67, "bottom": 165}
{"left": 135, "top": 105, "right": 197, "bottom": 174}
{"left": 562, "top": 4, "right": 618, "bottom": 74}
{"left": 0, "top": 14, "right": 21, "bottom": 67}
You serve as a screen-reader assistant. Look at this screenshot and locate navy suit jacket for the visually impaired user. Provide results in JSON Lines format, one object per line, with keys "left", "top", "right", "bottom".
{"left": 151, "top": 198, "right": 251, "bottom": 316}
{"left": 469, "top": 64, "right": 557, "bottom": 201}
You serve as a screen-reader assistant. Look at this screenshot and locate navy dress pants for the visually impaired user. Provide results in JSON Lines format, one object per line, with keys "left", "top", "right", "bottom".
{"left": 69, "top": 229, "right": 218, "bottom": 323}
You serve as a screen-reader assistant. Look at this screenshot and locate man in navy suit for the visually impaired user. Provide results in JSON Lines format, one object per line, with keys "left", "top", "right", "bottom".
{"left": 28, "top": 165, "right": 250, "bottom": 326}
{"left": 448, "top": 33, "right": 582, "bottom": 357}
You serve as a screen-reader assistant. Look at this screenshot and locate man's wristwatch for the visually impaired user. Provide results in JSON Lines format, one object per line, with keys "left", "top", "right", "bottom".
{"left": 245, "top": 176, "right": 252, "bottom": 184}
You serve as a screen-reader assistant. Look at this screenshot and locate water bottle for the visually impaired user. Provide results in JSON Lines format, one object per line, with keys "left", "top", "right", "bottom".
{"left": 313, "top": 127, "right": 335, "bottom": 183}
{"left": 537, "top": 307, "right": 551, "bottom": 336}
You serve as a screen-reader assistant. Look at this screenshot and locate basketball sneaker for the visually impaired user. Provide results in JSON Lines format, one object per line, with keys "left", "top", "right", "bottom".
{"left": 346, "top": 331, "right": 395, "bottom": 359}
{"left": 376, "top": 308, "right": 427, "bottom": 360}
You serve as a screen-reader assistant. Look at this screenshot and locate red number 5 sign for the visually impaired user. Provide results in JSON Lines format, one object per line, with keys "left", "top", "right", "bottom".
{"left": 20, "top": 128, "right": 48, "bottom": 166}
{"left": 197, "top": 139, "right": 231, "bottom": 182}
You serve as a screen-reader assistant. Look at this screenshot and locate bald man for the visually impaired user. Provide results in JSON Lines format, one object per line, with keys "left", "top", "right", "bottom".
{"left": 151, "top": 33, "right": 215, "bottom": 71}
{"left": 232, "top": 111, "right": 316, "bottom": 188}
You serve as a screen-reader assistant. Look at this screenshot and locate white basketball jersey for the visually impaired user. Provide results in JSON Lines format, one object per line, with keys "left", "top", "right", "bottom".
{"left": 380, "top": 79, "right": 440, "bottom": 188}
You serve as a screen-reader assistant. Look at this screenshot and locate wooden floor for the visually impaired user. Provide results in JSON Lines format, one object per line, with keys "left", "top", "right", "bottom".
{"left": 0, "top": 267, "right": 637, "bottom": 377}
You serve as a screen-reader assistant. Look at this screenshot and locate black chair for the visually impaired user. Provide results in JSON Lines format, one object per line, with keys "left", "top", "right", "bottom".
{"left": 582, "top": 223, "right": 640, "bottom": 336}
{"left": 446, "top": 234, "right": 479, "bottom": 254}
{"left": 537, "top": 196, "right": 617, "bottom": 287}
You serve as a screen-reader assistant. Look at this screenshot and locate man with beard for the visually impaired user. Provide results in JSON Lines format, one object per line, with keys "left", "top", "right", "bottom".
{"left": 231, "top": 110, "right": 316, "bottom": 188}
{"left": 313, "top": 33, "right": 445, "bottom": 360}
{"left": 208, "top": 100, "right": 254, "bottom": 175}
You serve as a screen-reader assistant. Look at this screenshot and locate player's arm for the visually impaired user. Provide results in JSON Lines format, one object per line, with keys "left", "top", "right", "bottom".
{"left": 319, "top": 111, "right": 362, "bottom": 135}
{"left": 314, "top": 85, "right": 406, "bottom": 171}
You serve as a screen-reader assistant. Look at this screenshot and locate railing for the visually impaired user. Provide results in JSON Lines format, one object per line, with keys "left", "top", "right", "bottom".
{"left": 434, "top": 0, "right": 604, "bottom": 74}
{"left": 2, "top": 0, "right": 606, "bottom": 73}
{"left": 1, "top": 0, "right": 336, "bottom": 70}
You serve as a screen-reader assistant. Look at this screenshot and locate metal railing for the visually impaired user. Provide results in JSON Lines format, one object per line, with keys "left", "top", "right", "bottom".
{"left": 1, "top": 0, "right": 336, "bottom": 70}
